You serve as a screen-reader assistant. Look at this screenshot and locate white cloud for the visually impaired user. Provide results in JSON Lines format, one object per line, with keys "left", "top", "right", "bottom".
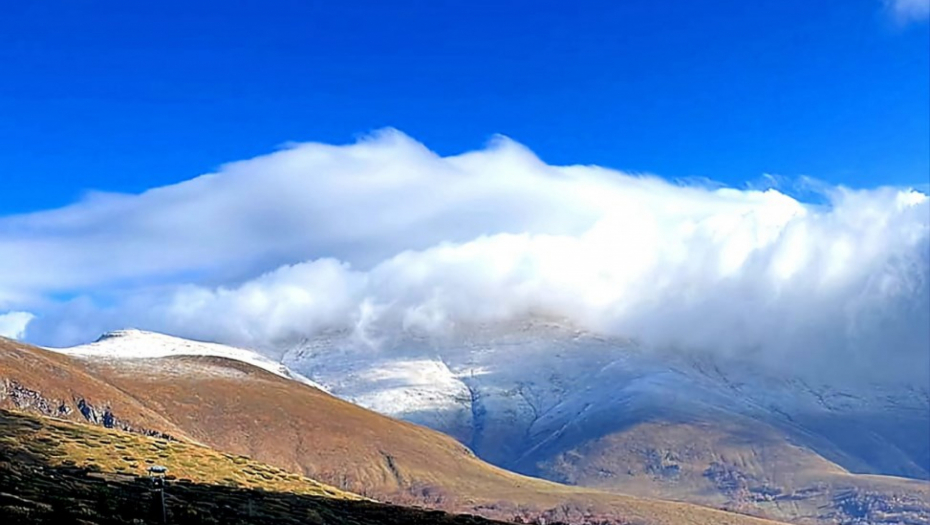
{"left": 2, "top": 131, "right": 928, "bottom": 384}
{"left": 887, "top": 0, "right": 930, "bottom": 22}
{"left": 0, "top": 311, "right": 34, "bottom": 340}
{"left": 0, "top": 131, "right": 608, "bottom": 296}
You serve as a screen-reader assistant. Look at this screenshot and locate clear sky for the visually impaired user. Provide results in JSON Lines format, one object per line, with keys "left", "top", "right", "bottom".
{"left": 1, "top": 0, "right": 928, "bottom": 214}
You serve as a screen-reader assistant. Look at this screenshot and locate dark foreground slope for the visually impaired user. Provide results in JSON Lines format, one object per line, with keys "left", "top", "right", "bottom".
{"left": 0, "top": 409, "right": 506, "bottom": 525}
{"left": 0, "top": 337, "right": 785, "bottom": 525}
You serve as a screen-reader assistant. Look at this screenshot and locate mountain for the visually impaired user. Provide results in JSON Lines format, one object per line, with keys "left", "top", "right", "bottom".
{"left": 0, "top": 334, "right": 785, "bottom": 525}
{"left": 58, "top": 329, "right": 324, "bottom": 389}
{"left": 0, "top": 408, "right": 507, "bottom": 525}
{"left": 279, "top": 319, "right": 930, "bottom": 524}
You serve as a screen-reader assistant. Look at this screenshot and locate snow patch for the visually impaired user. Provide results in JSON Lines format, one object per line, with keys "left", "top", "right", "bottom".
{"left": 49, "top": 329, "right": 325, "bottom": 390}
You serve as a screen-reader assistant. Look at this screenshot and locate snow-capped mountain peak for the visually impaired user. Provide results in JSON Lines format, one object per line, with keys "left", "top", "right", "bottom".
{"left": 278, "top": 320, "right": 929, "bottom": 481}
{"left": 49, "top": 329, "right": 324, "bottom": 390}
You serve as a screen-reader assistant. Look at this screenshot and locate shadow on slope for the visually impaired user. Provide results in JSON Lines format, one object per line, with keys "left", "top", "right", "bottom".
{"left": 0, "top": 338, "right": 788, "bottom": 525}
{"left": 0, "top": 409, "right": 507, "bottom": 525}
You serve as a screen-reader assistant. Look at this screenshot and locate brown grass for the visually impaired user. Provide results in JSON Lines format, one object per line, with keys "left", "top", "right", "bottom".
{"left": 0, "top": 337, "right": 787, "bottom": 525}
{"left": 0, "top": 409, "right": 508, "bottom": 525}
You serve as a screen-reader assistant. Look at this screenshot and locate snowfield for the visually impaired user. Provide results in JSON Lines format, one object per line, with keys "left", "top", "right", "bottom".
{"left": 49, "top": 329, "right": 324, "bottom": 390}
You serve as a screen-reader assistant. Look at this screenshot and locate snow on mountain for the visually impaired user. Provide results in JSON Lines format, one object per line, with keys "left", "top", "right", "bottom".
{"left": 279, "top": 319, "right": 930, "bottom": 478}
{"left": 49, "top": 329, "right": 324, "bottom": 390}
{"left": 46, "top": 322, "right": 929, "bottom": 486}
{"left": 39, "top": 322, "right": 929, "bottom": 523}
{"left": 279, "top": 319, "right": 735, "bottom": 464}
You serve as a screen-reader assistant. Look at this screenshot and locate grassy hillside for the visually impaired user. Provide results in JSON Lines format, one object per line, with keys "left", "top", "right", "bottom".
{"left": 527, "top": 419, "right": 930, "bottom": 525}
{"left": 0, "top": 409, "right": 507, "bottom": 525}
{"left": 0, "top": 338, "right": 192, "bottom": 438}
{"left": 0, "top": 338, "right": 786, "bottom": 525}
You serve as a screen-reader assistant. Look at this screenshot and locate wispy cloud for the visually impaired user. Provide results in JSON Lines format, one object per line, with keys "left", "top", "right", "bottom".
{"left": 1, "top": 131, "right": 927, "bottom": 385}
{"left": 886, "top": 0, "right": 930, "bottom": 23}
{"left": 0, "top": 311, "right": 34, "bottom": 340}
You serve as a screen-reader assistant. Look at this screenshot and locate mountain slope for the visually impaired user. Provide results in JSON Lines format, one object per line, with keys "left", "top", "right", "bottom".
{"left": 1, "top": 335, "right": 785, "bottom": 525}
{"left": 0, "top": 336, "right": 192, "bottom": 439}
{"left": 278, "top": 319, "right": 930, "bottom": 524}
{"left": 0, "top": 409, "right": 506, "bottom": 525}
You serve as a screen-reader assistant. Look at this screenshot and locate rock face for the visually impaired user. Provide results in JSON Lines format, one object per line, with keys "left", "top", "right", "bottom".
{"left": 279, "top": 319, "right": 930, "bottom": 524}
{"left": 0, "top": 378, "right": 174, "bottom": 440}
{"left": 0, "top": 379, "right": 72, "bottom": 417}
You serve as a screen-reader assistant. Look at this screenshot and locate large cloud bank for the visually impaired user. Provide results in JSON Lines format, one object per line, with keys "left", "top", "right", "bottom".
{"left": 2, "top": 131, "right": 928, "bottom": 383}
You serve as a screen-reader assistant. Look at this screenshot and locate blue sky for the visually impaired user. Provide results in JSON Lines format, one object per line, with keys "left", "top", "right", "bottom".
{"left": 0, "top": 1, "right": 928, "bottom": 361}
{"left": 1, "top": 0, "right": 928, "bottom": 214}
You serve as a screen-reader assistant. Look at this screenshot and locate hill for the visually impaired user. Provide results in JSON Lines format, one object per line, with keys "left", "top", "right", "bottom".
{"left": 0, "top": 408, "right": 505, "bottom": 525}
{"left": 1, "top": 335, "right": 785, "bottom": 525}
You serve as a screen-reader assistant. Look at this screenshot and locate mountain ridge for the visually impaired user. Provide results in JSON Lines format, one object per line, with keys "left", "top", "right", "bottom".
{"left": 274, "top": 320, "right": 930, "bottom": 524}
{"left": 1, "top": 335, "right": 788, "bottom": 525}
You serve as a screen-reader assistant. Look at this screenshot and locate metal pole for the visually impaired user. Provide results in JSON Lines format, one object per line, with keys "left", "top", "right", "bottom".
{"left": 149, "top": 466, "right": 169, "bottom": 524}
{"left": 159, "top": 484, "right": 166, "bottom": 524}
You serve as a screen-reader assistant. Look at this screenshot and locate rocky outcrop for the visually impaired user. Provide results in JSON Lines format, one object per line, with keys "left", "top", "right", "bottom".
{"left": 72, "top": 397, "right": 173, "bottom": 440}
{"left": 0, "top": 379, "right": 173, "bottom": 441}
{"left": 0, "top": 379, "right": 71, "bottom": 418}
{"left": 832, "top": 488, "right": 930, "bottom": 525}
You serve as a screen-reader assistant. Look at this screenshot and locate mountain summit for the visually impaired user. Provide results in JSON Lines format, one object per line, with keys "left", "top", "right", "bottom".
{"left": 278, "top": 319, "right": 930, "bottom": 524}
